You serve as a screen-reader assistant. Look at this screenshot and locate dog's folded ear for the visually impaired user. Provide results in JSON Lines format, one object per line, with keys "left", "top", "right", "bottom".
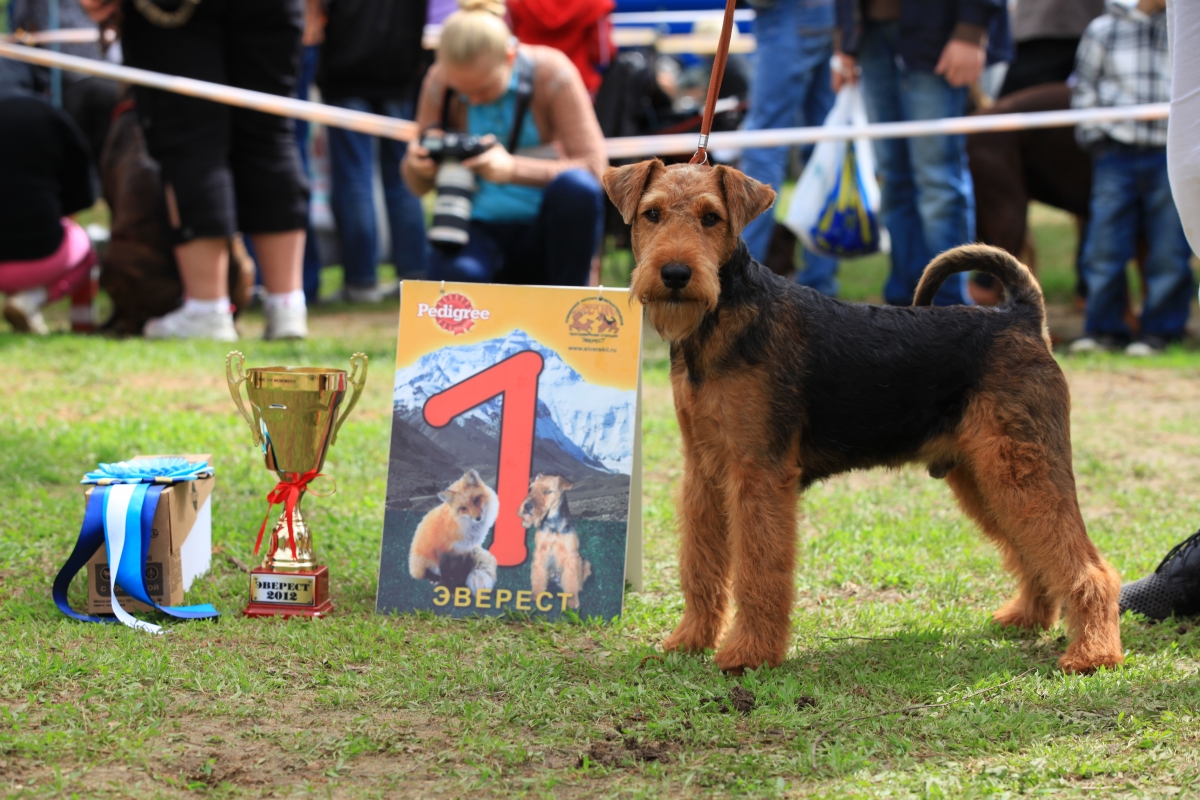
{"left": 715, "top": 166, "right": 776, "bottom": 236}
{"left": 603, "top": 159, "right": 661, "bottom": 224}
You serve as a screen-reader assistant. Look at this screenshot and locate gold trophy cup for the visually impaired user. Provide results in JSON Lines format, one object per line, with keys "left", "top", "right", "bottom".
{"left": 226, "top": 351, "right": 368, "bottom": 618}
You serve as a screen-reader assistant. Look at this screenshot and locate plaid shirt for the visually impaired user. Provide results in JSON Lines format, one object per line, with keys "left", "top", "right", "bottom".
{"left": 1072, "top": 0, "right": 1170, "bottom": 149}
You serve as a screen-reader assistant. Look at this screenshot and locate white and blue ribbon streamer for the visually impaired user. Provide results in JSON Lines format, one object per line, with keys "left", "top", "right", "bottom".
{"left": 53, "top": 459, "right": 219, "bottom": 632}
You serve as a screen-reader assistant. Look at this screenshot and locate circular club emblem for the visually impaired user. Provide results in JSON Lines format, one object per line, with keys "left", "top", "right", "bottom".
{"left": 566, "top": 298, "right": 624, "bottom": 339}
{"left": 429, "top": 293, "right": 483, "bottom": 335}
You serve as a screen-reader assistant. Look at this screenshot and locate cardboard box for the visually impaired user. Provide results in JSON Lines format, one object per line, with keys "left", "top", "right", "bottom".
{"left": 87, "top": 454, "right": 213, "bottom": 614}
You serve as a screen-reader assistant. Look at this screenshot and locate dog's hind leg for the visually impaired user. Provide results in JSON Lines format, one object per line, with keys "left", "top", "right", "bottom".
{"left": 960, "top": 420, "right": 1122, "bottom": 674}
{"left": 712, "top": 464, "right": 799, "bottom": 674}
{"left": 663, "top": 465, "right": 733, "bottom": 655}
{"left": 946, "top": 466, "right": 1060, "bottom": 630}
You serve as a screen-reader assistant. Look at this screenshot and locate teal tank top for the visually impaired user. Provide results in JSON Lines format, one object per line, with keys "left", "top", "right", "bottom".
{"left": 466, "top": 57, "right": 544, "bottom": 224}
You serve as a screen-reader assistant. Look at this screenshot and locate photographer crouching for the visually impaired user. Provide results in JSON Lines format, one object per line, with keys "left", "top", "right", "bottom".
{"left": 401, "top": 0, "right": 607, "bottom": 286}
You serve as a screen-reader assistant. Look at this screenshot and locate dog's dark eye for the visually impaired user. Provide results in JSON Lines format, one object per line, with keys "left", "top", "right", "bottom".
{"left": 702, "top": 212, "right": 721, "bottom": 227}
{"left": 643, "top": 208, "right": 661, "bottom": 223}
{"left": 543, "top": 489, "right": 551, "bottom": 495}
{"left": 459, "top": 506, "right": 467, "bottom": 513}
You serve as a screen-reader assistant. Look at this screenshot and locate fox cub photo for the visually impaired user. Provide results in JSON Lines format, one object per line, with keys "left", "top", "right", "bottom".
{"left": 409, "top": 469, "right": 499, "bottom": 593}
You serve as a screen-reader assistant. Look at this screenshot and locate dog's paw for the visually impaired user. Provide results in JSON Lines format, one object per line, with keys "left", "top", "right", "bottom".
{"left": 992, "top": 599, "right": 1055, "bottom": 631}
{"left": 713, "top": 629, "right": 782, "bottom": 675}
{"left": 1058, "top": 643, "right": 1124, "bottom": 675}
{"left": 663, "top": 616, "right": 720, "bottom": 654}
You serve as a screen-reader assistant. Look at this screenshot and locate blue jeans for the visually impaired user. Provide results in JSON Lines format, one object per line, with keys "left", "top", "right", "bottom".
{"left": 294, "top": 45, "right": 322, "bottom": 302}
{"left": 428, "top": 169, "right": 603, "bottom": 285}
{"left": 740, "top": 0, "right": 839, "bottom": 296}
{"left": 327, "top": 96, "right": 428, "bottom": 285}
{"left": 1082, "top": 145, "right": 1193, "bottom": 340}
{"left": 858, "top": 20, "right": 973, "bottom": 306}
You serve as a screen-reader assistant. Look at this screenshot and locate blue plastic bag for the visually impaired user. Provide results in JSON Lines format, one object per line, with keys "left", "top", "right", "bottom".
{"left": 784, "top": 84, "right": 887, "bottom": 259}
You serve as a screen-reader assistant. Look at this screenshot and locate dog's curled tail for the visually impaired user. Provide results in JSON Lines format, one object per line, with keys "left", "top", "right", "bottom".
{"left": 913, "top": 244, "right": 1044, "bottom": 315}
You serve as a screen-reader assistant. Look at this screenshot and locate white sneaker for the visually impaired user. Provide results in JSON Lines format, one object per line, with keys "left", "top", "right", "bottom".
{"left": 143, "top": 305, "right": 238, "bottom": 341}
{"left": 263, "top": 304, "right": 308, "bottom": 340}
{"left": 3, "top": 289, "right": 50, "bottom": 334}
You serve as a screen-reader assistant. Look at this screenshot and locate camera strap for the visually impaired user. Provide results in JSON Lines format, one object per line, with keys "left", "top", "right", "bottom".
{"left": 506, "top": 51, "right": 535, "bottom": 155}
{"left": 438, "top": 51, "right": 535, "bottom": 154}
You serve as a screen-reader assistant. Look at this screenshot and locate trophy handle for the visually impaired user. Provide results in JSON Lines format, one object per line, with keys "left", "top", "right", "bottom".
{"left": 331, "top": 352, "right": 369, "bottom": 447}
{"left": 226, "top": 350, "right": 262, "bottom": 446}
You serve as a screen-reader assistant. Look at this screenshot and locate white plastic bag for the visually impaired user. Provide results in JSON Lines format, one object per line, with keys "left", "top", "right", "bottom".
{"left": 783, "top": 84, "right": 887, "bottom": 258}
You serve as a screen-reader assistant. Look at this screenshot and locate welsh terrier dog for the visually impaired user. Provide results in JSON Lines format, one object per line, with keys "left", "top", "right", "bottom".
{"left": 603, "top": 158, "right": 1123, "bottom": 675}
{"left": 520, "top": 474, "right": 592, "bottom": 609}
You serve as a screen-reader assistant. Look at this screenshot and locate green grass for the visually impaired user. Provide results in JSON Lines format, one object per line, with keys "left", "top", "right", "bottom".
{"left": 5, "top": 203, "right": 1200, "bottom": 796}
{"left": 4, "top": 304, "right": 1200, "bottom": 797}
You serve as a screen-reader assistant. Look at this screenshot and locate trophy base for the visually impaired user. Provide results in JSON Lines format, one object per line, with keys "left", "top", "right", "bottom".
{"left": 243, "top": 565, "right": 332, "bottom": 618}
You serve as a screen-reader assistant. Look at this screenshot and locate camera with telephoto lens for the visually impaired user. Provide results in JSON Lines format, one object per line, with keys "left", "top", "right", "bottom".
{"left": 422, "top": 130, "right": 492, "bottom": 248}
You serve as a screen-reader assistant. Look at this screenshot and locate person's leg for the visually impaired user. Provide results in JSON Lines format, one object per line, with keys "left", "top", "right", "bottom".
{"left": 1080, "top": 150, "right": 1139, "bottom": 340}
{"left": 1136, "top": 149, "right": 1194, "bottom": 341}
{"left": 224, "top": 0, "right": 308, "bottom": 338}
{"left": 858, "top": 21, "right": 931, "bottom": 305}
{"left": 379, "top": 98, "right": 429, "bottom": 280}
{"left": 899, "top": 69, "right": 974, "bottom": 306}
{"left": 528, "top": 170, "right": 605, "bottom": 286}
{"left": 739, "top": 0, "right": 809, "bottom": 261}
{"left": 326, "top": 97, "right": 381, "bottom": 292}
{"left": 1166, "top": 0, "right": 1200, "bottom": 254}
{"left": 294, "top": 44, "right": 323, "bottom": 303}
{"left": 427, "top": 224, "right": 506, "bottom": 283}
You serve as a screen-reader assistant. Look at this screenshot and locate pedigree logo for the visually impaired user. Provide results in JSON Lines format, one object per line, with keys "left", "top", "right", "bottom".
{"left": 417, "top": 293, "right": 490, "bottom": 335}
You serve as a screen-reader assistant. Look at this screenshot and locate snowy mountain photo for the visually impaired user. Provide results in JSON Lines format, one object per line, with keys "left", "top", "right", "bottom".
{"left": 393, "top": 329, "right": 636, "bottom": 474}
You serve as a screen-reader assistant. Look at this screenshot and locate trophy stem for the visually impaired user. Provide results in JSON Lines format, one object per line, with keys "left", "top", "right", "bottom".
{"left": 263, "top": 493, "right": 318, "bottom": 572}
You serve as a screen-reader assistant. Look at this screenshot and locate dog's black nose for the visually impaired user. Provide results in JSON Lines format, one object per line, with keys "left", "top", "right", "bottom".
{"left": 661, "top": 263, "right": 692, "bottom": 290}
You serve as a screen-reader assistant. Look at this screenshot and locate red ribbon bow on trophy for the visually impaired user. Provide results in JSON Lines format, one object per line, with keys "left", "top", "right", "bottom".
{"left": 255, "top": 468, "right": 326, "bottom": 560}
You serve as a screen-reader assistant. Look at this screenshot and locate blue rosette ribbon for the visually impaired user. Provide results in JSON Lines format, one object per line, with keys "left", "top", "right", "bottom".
{"left": 53, "top": 458, "right": 219, "bottom": 633}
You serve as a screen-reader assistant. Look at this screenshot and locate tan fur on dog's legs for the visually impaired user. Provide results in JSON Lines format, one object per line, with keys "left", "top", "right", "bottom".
{"left": 959, "top": 419, "right": 1123, "bottom": 673}
{"left": 559, "top": 550, "right": 587, "bottom": 609}
{"left": 663, "top": 465, "right": 732, "bottom": 654}
{"left": 946, "top": 467, "right": 1060, "bottom": 630}
{"left": 713, "top": 465, "right": 799, "bottom": 674}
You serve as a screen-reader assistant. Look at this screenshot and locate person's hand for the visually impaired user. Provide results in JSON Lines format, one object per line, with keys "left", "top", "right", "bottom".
{"left": 79, "top": 0, "right": 119, "bottom": 23}
{"left": 405, "top": 131, "right": 440, "bottom": 181}
{"left": 832, "top": 52, "right": 858, "bottom": 93}
{"left": 463, "top": 135, "right": 516, "bottom": 184}
{"left": 935, "top": 39, "right": 985, "bottom": 88}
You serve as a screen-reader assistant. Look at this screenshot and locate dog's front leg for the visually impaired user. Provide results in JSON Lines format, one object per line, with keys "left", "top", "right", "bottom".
{"left": 714, "top": 464, "right": 799, "bottom": 674}
{"left": 663, "top": 463, "right": 732, "bottom": 655}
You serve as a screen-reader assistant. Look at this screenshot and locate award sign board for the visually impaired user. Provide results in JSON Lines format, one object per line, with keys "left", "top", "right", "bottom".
{"left": 377, "top": 281, "right": 643, "bottom": 620}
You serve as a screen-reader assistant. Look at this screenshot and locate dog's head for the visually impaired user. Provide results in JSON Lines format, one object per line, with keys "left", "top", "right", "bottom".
{"left": 603, "top": 160, "right": 775, "bottom": 341}
{"left": 519, "top": 473, "right": 574, "bottom": 528}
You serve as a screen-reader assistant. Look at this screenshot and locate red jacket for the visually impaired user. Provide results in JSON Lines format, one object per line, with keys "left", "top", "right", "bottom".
{"left": 508, "top": 0, "right": 616, "bottom": 96}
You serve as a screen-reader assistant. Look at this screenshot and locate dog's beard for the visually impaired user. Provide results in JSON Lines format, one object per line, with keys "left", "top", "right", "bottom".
{"left": 645, "top": 300, "right": 709, "bottom": 342}
{"left": 631, "top": 265, "right": 717, "bottom": 342}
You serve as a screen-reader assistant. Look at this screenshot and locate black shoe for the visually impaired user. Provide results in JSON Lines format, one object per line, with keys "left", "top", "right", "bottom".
{"left": 1119, "top": 529, "right": 1200, "bottom": 620}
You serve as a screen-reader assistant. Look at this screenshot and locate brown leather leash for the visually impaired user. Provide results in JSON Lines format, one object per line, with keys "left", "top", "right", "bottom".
{"left": 689, "top": 0, "right": 739, "bottom": 166}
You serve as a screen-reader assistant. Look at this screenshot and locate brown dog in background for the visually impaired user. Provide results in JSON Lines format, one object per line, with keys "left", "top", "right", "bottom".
{"left": 603, "top": 158, "right": 1123, "bottom": 675}
{"left": 100, "top": 99, "right": 254, "bottom": 335}
{"left": 520, "top": 474, "right": 592, "bottom": 609}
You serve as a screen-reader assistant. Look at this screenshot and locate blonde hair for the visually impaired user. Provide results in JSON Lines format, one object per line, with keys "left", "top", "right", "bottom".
{"left": 438, "top": 0, "right": 513, "bottom": 66}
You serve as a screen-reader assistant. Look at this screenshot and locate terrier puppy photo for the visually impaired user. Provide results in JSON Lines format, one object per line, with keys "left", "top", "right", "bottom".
{"left": 409, "top": 469, "right": 500, "bottom": 593}
{"left": 520, "top": 474, "right": 592, "bottom": 609}
{"left": 603, "top": 158, "right": 1123, "bottom": 675}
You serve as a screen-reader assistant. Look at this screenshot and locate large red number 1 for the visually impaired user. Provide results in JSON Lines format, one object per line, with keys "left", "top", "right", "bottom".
{"left": 423, "top": 350, "right": 544, "bottom": 566}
